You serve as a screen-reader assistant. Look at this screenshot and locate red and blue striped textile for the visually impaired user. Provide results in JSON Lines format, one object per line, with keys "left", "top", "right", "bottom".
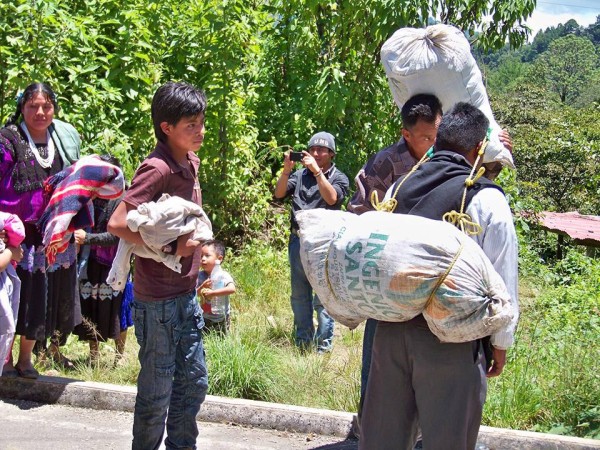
{"left": 38, "top": 155, "right": 125, "bottom": 264}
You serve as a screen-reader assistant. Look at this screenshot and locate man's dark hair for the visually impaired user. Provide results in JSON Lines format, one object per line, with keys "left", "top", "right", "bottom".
{"left": 400, "top": 94, "right": 443, "bottom": 130}
{"left": 151, "top": 81, "right": 207, "bottom": 142}
{"left": 202, "top": 239, "right": 226, "bottom": 261}
{"left": 435, "top": 102, "right": 489, "bottom": 156}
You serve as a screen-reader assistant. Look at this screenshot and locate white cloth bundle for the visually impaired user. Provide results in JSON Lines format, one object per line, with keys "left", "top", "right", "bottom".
{"left": 380, "top": 23, "right": 514, "bottom": 168}
{"left": 296, "top": 209, "right": 514, "bottom": 343}
{"left": 107, "top": 194, "right": 213, "bottom": 291}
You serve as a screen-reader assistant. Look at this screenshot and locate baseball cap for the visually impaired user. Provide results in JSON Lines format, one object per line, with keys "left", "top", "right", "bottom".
{"left": 308, "top": 131, "right": 336, "bottom": 154}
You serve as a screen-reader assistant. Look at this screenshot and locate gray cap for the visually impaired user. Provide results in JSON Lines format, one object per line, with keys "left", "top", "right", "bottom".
{"left": 308, "top": 131, "right": 336, "bottom": 154}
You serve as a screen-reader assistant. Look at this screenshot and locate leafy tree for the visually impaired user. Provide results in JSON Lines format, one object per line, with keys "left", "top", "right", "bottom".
{"left": 534, "top": 34, "right": 598, "bottom": 104}
{"left": 0, "top": 0, "right": 537, "bottom": 244}
{"left": 571, "top": 70, "right": 600, "bottom": 108}
{"left": 484, "top": 55, "right": 529, "bottom": 93}
{"left": 528, "top": 19, "right": 582, "bottom": 59}
{"left": 494, "top": 84, "right": 600, "bottom": 214}
{"left": 582, "top": 15, "right": 600, "bottom": 46}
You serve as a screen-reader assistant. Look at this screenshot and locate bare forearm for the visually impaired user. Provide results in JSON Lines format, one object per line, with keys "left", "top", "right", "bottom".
{"left": 316, "top": 175, "right": 338, "bottom": 205}
{"left": 0, "top": 249, "right": 12, "bottom": 271}
{"left": 205, "top": 283, "right": 236, "bottom": 298}
{"left": 107, "top": 201, "right": 145, "bottom": 246}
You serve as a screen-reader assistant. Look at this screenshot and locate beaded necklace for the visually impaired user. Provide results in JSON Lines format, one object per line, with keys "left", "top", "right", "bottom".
{"left": 20, "top": 122, "right": 55, "bottom": 169}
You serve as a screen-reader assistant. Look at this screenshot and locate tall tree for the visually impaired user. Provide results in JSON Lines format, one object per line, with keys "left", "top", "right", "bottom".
{"left": 0, "top": 0, "right": 538, "bottom": 243}
{"left": 494, "top": 84, "right": 600, "bottom": 214}
{"left": 534, "top": 34, "right": 598, "bottom": 103}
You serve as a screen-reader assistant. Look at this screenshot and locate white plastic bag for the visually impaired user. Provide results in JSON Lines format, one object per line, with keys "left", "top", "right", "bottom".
{"left": 297, "top": 209, "right": 514, "bottom": 343}
{"left": 380, "top": 24, "right": 514, "bottom": 168}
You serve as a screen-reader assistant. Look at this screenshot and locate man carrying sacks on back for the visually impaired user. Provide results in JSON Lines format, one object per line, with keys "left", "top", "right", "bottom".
{"left": 359, "top": 102, "right": 519, "bottom": 450}
{"left": 347, "top": 93, "right": 443, "bottom": 426}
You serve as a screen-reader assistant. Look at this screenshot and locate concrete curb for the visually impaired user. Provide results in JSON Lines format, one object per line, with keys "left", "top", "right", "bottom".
{"left": 1, "top": 376, "right": 599, "bottom": 449}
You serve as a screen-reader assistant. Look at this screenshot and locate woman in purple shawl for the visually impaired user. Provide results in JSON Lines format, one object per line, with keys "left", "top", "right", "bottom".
{"left": 0, "top": 82, "right": 81, "bottom": 378}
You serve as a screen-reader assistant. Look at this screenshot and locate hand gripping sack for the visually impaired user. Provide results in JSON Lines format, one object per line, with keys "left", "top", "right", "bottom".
{"left": 380, "top": 23, "right": 514, "bottom": 169}
{"left": 296, "top": 209, "right": 514, "bottom": 343}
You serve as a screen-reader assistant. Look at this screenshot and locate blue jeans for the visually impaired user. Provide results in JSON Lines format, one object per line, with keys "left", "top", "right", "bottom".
{"left": 288, "top": 233, "right": 334, "bottom": 352}
{"left": 131, "top": 291, "right": 208, "bottom": 450}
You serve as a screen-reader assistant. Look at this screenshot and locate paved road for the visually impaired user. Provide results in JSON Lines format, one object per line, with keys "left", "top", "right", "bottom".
{"left": 0, "top": 399, "right": 357, "bottom": 450}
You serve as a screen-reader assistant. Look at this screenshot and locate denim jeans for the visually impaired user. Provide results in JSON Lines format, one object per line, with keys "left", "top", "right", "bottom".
{"left": 288, "top": 233, "right": 334, "bottom": 352}
{"left": 131, "top": 291, "right": 208, "bottom": 450}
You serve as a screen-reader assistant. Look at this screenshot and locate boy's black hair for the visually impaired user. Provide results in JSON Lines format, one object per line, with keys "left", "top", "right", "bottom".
{"left": 202, "top": 239, "right": 226, "bottom": 261}
{"left": 435, "top": 102, "right": 489, "bottom": 156}
{"left": 151, "top": 81, "right": 207, "bottom": 143}
{"left": 401, "top": 94, "right": 443, "bottom": 130}
{"left": 100, "top": 153, "right": 121, "bottom": 168}
{"left": 7, "top": 82, "right": 58, "bottom": 126}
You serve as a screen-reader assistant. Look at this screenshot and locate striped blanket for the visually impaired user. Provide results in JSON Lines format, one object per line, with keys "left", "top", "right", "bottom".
{"left": 38, "top": 155, "right": 125, "bottom": 264}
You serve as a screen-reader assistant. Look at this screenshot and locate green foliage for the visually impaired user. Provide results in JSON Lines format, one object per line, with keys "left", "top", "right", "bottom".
{"left": 534, "top": 35, "right": 598, "bottom": 104}
{"left": 484, "top": 55, "right": 529, "bottom": 93}
{"left": 493, "top": 84, "right": 600, "bottom": 214}
{"left": 529, "top": 18, "right": 582, "bottom": 58}
{"left": 483, "top": 250, "right": 600, "bottom": 439}
{"left": 0, "top": 0, "right": 536, "bottom": 244}
{"left": 204, "top": 332, "right": 283, "bottom": 401}
{"left": 0, "top": 0, "right": 273, "bottom": 242}
{"left": 582, "top": 15, "right": 600, "bottom": 46}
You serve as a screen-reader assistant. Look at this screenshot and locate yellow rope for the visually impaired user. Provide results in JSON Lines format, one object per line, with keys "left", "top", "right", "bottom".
{"left": 343, "top": 139, "right": 491, "bottom": 313}
{"left": 442, "top": 210, "right": 482, "bottom": 235}
{"left": 423, "top": 242, "right": 464, "bottom": 311}
{"left": 441, "top": 138, "right": 489, "bottom": 236}
{"left": 370, "top": 148, "right": 433, "bottom": 212}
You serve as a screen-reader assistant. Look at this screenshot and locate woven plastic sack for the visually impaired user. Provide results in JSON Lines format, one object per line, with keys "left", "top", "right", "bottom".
{"left": 296, "top": 209, "right": 514, "bottom": 343}
{"left": 380, "top": 23, "right": 514, "bottom": 169}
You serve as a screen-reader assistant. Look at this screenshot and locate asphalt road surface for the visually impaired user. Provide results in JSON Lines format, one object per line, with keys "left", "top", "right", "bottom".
{"left": 0, "top": 399, "right": 358, "bottom": 450}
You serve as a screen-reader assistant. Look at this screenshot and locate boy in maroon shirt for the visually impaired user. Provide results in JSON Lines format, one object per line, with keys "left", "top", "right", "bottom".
{"left": 108, "top": 81, "right": 208, "bottom": 450}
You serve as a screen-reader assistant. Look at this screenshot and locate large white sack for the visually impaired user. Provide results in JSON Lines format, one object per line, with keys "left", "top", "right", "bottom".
{"left": 380, "top": 24, "right": 514, "bottom": 169}
{"left": 296, "top": 209, "right": 513, "bottom": 343}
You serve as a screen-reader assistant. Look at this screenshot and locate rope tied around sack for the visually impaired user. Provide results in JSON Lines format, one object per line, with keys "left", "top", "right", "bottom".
{"left": 428, "top": 141, "right": 487, "bottom": 306}
{"left": 365, "top": 132, "right": 491, "bottom": 311}
{"left": 370, "top": 147, "right": 434, "bottom": 212}
{"left": 423, "top": 242, "right": 464, "bottom": 311}
{"left": 441, "top": 134, "right": 489, "bottom": 236}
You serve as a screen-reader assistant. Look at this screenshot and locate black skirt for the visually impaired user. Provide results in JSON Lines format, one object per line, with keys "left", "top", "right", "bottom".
{"left": 74, "top": 257, "right": 123, "bottom": 342}
{"left": 15, "top": 226, "right": 80, "bottom": 342}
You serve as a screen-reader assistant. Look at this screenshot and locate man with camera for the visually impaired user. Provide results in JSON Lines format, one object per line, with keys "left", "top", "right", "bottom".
{"left": 274, "top": 132, "right": 349, "bottom": 353}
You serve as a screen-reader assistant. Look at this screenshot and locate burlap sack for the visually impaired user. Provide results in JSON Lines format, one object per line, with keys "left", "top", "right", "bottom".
{"left": 380, "top": 23, "right": 514, "bottom": 169}
{"left": 296, "top": 209, "right": 514, "bottom": 343}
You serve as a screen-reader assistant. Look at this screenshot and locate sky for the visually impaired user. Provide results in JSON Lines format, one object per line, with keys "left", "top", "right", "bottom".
{"left": 524, "top": 0, "right": 600, "bottom": 39}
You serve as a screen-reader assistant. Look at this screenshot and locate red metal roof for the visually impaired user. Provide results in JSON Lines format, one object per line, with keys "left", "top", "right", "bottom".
{"left": 538, "top": 211, "right": 600, "bottom": 247}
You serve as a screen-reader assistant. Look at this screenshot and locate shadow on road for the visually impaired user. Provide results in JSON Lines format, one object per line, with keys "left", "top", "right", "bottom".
{"left": 310, "top": 439, "right": 358, "bottom": 450}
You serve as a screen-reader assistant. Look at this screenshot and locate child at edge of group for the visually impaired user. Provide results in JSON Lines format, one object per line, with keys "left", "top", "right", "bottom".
{"left": 0, "top": 215, "right": 25, "bottom": 377}
{"left": 107, "top": 81, "right": 209, "bottom": 450}
{"left": 196, "top": 239, "right": 236, "bottom": 335}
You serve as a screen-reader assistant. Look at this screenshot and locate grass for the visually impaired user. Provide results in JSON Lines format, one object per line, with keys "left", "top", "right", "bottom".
{"left": 15, "top": 243, "right": 600, "bottom": 439}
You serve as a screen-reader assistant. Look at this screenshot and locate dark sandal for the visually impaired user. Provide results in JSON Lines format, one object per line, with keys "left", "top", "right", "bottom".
{"left": 14, "top": 364, "right": 39, "bottom": 379}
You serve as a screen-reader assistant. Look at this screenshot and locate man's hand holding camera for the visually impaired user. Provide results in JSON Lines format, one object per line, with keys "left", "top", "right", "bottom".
{"left": 283, "top": 150, "right": 320, "bottom": 175}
